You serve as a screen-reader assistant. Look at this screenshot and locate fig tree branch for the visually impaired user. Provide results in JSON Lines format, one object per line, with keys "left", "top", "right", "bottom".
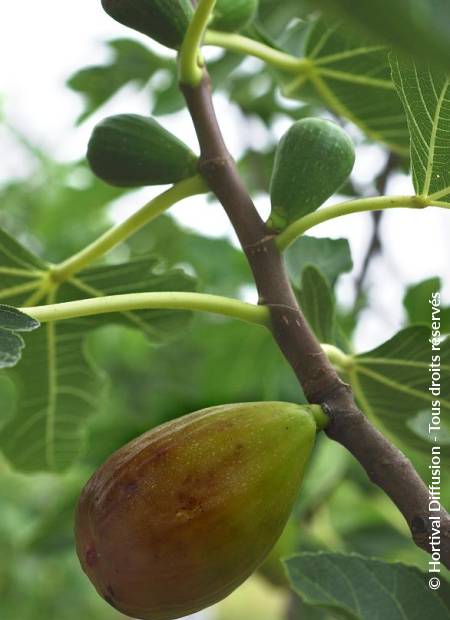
{"left": 355, "top": 152, "right": 399, "bottom": 296}
{"left": 355, "top": 210, "right": 383, "bottom": 296}
{"left": 180, "top": 73, "right": 450, "bottom": 567}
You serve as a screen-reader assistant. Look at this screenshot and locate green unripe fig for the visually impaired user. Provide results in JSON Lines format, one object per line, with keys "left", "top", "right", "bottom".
{"left": 75, "top": 402, "right": 326, "bottom": 620}
{"left": 211, "top": 0, "right": 259, "bottom": 32}
{"left": 101, "top": 0, "right": 194, "bottom": 49}
{"left": 87, "top": 114, "right": 198, "bottom": 187}
{"left": 268, "top": 118, "right": 355, "bottom": 230}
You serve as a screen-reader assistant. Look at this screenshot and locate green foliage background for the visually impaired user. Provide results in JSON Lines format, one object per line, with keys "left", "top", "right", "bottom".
{"left": 1, "top": 1, "right": 450, "bottom": 618}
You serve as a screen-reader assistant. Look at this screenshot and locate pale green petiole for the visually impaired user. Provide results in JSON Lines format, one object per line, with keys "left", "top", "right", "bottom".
{"left": 276, "top": 195, "right": 443, "bottom": 251}
{"left": 204, "top": 30, "right": 307, "bottom": 74}
{"left": 179, "top": 0, "right": 217, "bottom": 86}
{"left": 51, "top": 175, "right": 207, "bottom": 282}
{"left": 22, "top": 292, "right": 271, "bottom": 327}
{"left": 321, "top": 344, "right": 354, "bottom": 372}
{"left": 22, "top": 291, "right": 354, "bottom": 371}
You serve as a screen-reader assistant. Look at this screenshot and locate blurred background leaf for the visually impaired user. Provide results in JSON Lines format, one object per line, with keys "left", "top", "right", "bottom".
{"left": 276, "top": 19, "right": 410, "bottom": 154}
{"left": 349, "top": 326, "right": 450, "bottom": 466}
{"left": 0, "top": 330, "right": 25, "bottom": 369}
{"left": 403, "top": 278, "right": 450, "bottom": 333}
{"left": 68, "top": 39, "right": 171, "bottom": 123}
{"left": 285, "top": 552, "right": 450, "bottom": 619}
{"left": 297, "top": 265, "right": 336, "bottom": 344}
{"left": 0, "top": 231, "right": 196, "bottom": 473}
{"left": 312, "top": 0, "right": 450, "bottom": 72}
{"left": 0, "top": 305, "right": 40, "bottom": 369}
{"left": 286, "top": 236, "right": 353, "bottom": 286}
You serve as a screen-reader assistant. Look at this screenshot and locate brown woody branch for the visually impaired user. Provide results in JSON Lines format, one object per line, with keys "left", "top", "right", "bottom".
{"left": 181, "top": 75, "right": 450, "bottom": 568}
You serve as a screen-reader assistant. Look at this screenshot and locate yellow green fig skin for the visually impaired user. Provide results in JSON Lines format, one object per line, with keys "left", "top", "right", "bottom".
{"left": 74, "top": 402, "right": 320, "bottom": 620}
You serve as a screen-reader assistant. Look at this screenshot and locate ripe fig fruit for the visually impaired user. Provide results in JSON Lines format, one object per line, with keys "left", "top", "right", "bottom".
{"left": 101, "top": 0, "right": 194, "bottom": 50}
{"left": 87, "top": 114, "right": 198, "bottom": 187}
{"left": 75, "top": 402, "right": 326, "bottom": 620}
{"left": 211, "top": 0, "right": 259, "bottom": 32}
{"left": 268, "top": 118, "right": 355, "bottom": 230}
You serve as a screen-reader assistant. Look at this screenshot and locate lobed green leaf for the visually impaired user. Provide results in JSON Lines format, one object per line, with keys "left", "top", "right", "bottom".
{"left": 285, "top": 236, "right": 353, "bottom": 287}
{"left": 285, "top": 552, "right": 450, "bottom": 620}
{"left": 298, "top": 265, "right": 335, "bottom": 344}
{"left": 314, "top": 0, "right": 450, "bottom": 72}
{"left": 390, "top": 55, "right": 450, "bottom": 202}
{"left": 68, "top": 39, "right": 171, "bottom": 124}
{"left": 349, "top": 326, "right": 450, "bottom": 463}
{"left": 0, "top": 305, "right": 40, "bottom": 333}
{"left": 404, "top": 278, "right": 450, "bottom": 333}
{"left": 0, "top": 227, "right": 196, "bottom": 472}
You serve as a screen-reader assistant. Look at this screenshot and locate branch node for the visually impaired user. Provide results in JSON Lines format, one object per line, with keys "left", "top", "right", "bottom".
{"left": 242, "top": 234, "right": 277, "bottom": 253}
{"left": 199, "top": 155, "right": 230, "bottom": 174}
{"left": 264, "top": 302, "right": 301, "bottom": 315}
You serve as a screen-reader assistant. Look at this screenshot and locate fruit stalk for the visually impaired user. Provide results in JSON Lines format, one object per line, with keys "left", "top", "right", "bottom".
{"left": 180, "top": 73, "right": 450, "bottom": 567}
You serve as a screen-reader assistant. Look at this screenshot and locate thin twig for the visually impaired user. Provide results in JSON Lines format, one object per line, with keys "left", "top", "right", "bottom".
{"left": 355, "top": 152, "right": 400, "bottom": 296}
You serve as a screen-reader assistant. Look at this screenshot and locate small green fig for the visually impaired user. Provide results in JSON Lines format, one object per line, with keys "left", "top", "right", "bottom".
{"left": 87, "top": 114, "right": 198, "bottom": 187}
{"left": 268, "top": 118, "right": 355, "bottom": 230}
{"left": 75, "top": 402, "right": 326, "bottom": 620}
{"left": 211, "top": 0, "right": 259, "bottom": 32}
{"left": 101, "top": 0, "right": 194, "bottom": 49}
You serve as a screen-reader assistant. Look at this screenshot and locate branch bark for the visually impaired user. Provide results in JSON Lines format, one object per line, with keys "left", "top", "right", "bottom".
{"left": 181, "top": 75, "right": 450, "bottom": 568}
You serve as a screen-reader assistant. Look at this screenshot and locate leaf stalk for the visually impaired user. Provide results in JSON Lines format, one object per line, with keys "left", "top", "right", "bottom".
{"left": 22, "top": 292, "right": 270, "bottom": 327}
{"left": 277, "top": 195, "right": 436, "bottom": 251}
{"left": 51, "top": 175, "right": 207, "bottom": 282}
{"left": 179, "top": 0, "right": 217, "bottom": 86}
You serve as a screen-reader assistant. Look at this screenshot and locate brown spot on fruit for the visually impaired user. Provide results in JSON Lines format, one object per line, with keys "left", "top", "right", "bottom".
{"left": 150, "top": 445, "right": 170, "bottom": 464}
{"left": 124, "top": 481, "right": 138, "bottom": 495}
{"left": 175, "top": 492, "right": 203, "bottom": 522}
{"left": 85, "top": 545, "right": 98, "bottom": 567}
{"left": 177, "top": 492, "right": 198, "bottom": 510}
{"left": 234, "top": 442, "right": 245, "bottom": 455}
